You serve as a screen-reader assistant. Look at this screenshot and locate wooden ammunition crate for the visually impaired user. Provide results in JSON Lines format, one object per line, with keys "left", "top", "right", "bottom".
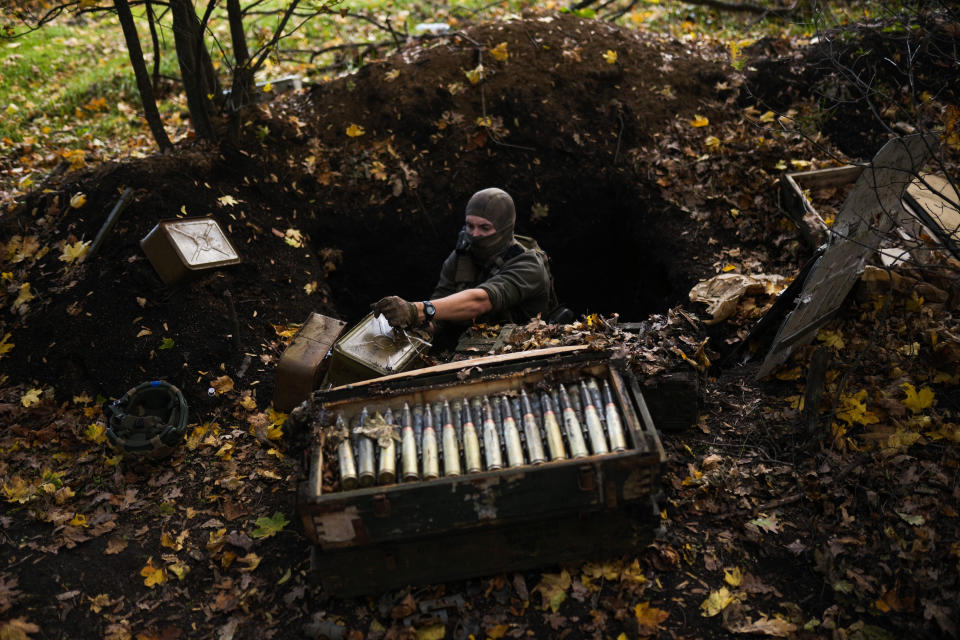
{"left": 298, "top": 346, "right": 666, "bottom": 596}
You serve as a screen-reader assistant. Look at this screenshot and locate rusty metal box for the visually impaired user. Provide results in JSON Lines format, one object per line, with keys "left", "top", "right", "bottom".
{"left": 274, "top": 313, "right": 347, "bottom": 413}
{"left": 140, "top": 217, "right": 241, "bottom": 284}
{"left": 298, "top": 346, "right": 665, "bottom": 595}
{"left": 322, "top": 312, "right": 429, "bottom": 388}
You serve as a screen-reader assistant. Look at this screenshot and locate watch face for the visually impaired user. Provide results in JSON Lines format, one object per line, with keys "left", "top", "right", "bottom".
{"left": 424, "top": 302, "right": 436, "bottom": 319}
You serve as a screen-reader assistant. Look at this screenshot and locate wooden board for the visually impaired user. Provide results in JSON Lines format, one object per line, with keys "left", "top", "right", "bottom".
{"left": 311, "top": 500, "right": 658, "bottom": 597}
{"left": 758, "top": 133, "right": 937, "bottom": 378}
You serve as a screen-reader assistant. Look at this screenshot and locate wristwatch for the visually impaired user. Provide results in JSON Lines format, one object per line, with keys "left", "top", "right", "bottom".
{"left": 421, "top": 301, "right": 437, "bottom": 323}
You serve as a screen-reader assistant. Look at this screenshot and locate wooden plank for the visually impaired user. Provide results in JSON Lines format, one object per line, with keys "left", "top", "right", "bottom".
{"left": 327, "top": 345, "right": 589, "bottom": 391}
{"left": 311, "top": 501, "right": 657, "bottom": 597}
{"left": 758, "top": 133, "right": 937, "bottom": 379}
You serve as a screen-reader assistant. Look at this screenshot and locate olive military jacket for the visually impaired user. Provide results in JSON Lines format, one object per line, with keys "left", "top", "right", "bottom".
{"left": 431, "top": 240, "right": 553, "bottom": 326}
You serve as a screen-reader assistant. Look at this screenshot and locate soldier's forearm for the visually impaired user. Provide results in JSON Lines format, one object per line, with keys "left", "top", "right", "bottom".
{"left": 418, "top": 288, "right": 492, "bottom": 324}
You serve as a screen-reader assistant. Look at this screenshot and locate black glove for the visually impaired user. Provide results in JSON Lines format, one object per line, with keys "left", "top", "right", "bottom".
{"left": 371, "top": 296, "right": 419, "bottom": 329}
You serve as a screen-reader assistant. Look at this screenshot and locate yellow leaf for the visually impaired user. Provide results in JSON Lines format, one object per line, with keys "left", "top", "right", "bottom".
{"left": 3, "top": 477, "right": 35, "bottom": 504}
{"left": 759, "top": 110, "right": 776, "bottom": 123}
{"left": 0, "top": 618, "right": 41, "bottom": 639}
{"left": 836, "top": 389, "right": 879, "bottom": 426}
{"left": 60, "top": 240, "right": 90, "bottom": 264}
{"left": 0, "top": 333, "right": 13, "bottom": 358}
{"left": 901, "top": 383, "right": 934, "bottom": 413}
{"left": 186, "top": 424, "right": 208, "bottom": 450}
{"left": 85, "top": 423, "right": 107, "bottom": 444}
{"left": 690, "top": 114, "right": 709, "bottom": 127}
{"left": 70, "top": 192, "right": 87, "bottom": 208}
{"left": 722, "top": 264, "right": 737, "bottom": 272}
{"left": 700, "top": 587, "right": 735, "bottom": 617}
{"left": 533, "top": 569, "right": 571, "bottom": 612}
{"left": 634, "top": 602, "right": 669, "bottom": 632}
{"left": 218, "top": 195, "right": 239, "bottom": 206}
{"left": 70, "top": 513, "right": 89, "bottom": 528}
{"left": 211, "top": 375, "right": 234, "bottom": 395}
{"left": 266, "top": 423, "right": 283, "bottom": 440}
{"left": 238, "top": 552, "right": 261, "bottom": 572}
{"left": 487, "top": 623, "right": 508, "bottom": 639}
{"left": 724, "top": 567, "right": 743, "bottom": 587}
{"left": 284, "top": 228, "right": 304, "bottom": 248}
{"left": 239, "top": 395, "right": 257, "bottom": 411}
{"left": 140, "top": 559, "right": 166, "bottom": 588}
{"left": 136, "top": 328, "right": 152, "bottom": 338}
{"left": 304, "top": 281, "right": 318, "bottom": 295}
{"left": 704, "top": 135, "right": 721, "bottom": 150}
{"left": 416, "top": 625, "right": 446, "bottom": 640}
{"left": 384, "top": 69, "right": 400, "bottom": 81}
{"left": 603, "top": 49, "right": 618, "bottom": 64}
{"left": 817, "top": 329, "right": 845, "bottom": 350}
{"left": 905, "top": 291, "right": 924, "bottom": 312}
{"left": 13, "top": 283, "right": 35, "bottom": 311}
{"left": 489, "top": 42, "right": 509, "bottom": 62}
{"left": 167, "top": 562, "right": 190, "bottom": 580}
{"left": 345, "top": 124, "right": 365, "bottom": 137}
{"left": 215, "top": 443, "right": 234, "bottom": 460}
{"left": 262, "top": 82, "right": 273, "bottom": 93}
{"left": 21, "top": 388, "right": 42, "bottom": 407}
{"left": 790, "top": 159, "right": 811, "bottom": 169}
{"left": 464, "top": 64, "right": 485, "bottom": 85}
{"left": 775, "top": 366, "right": 802, "bottom": 381}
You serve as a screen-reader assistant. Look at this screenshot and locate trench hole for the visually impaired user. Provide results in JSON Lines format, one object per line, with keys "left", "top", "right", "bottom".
{"left": 311, "top": 187, "right": 700, "bottom": 326}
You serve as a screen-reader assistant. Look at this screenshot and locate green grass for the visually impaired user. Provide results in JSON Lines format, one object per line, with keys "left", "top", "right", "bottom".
{"left": 0, "top": 0, "right": 897, "bottom": 197}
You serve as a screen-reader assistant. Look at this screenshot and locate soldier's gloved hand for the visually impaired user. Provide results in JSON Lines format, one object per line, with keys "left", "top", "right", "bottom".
{"left": 371, "top": 296, "right": 419, "bottom": 329}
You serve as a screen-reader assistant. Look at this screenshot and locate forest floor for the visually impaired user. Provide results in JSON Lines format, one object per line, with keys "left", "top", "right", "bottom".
{"left": 1, "top": 9, "right": 959, "bottom": 640}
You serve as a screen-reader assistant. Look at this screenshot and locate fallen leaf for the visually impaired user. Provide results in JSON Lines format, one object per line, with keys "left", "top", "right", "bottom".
{"left": 724, "top": 567, "right": 744, "bottom": 587}
{"left": 690, "top": 114, "right": 709, "bottom": 127}
{"left": 13, "top": 283, "right": 35, "bottom": 311}
{"left": 218, "top": 195, "right": 239, "bottom": 207}
{"left": 250, "top": 512, "right": 288, "bottom": 539}
{"left": 602, "top": 49, "right": 618, "bottom": 64}
{"left": 140, "top": 559, "right": 166, "bottom": 588}
{"left": 0, "top": 618, "right": 41, "bottom": 640}
{"left": 489, "top": 42, "right": 509, "bottom": 62}
{"left": 533, "top": 569, "right": 571, "bottom": 612}
{"left": 20, "top": 388, "right": 42, "bottom": 407}
{"left": 701, "top": 587, "right": 735, "bottom": 617}
{"left": 70, "top": 193, "right": 87, "bottom": 208}
{"left": 159, "top": 338, "right": 175, "bottom": 350}
{"left": 726, "top": 615, "right": 797, "bottom": 636}
{"left": 211, "top": 375, "right": 234, "bottom": 395}
{"left": 284, "top": 228, "right": 304, "bottom": 248}
{"left": 416, "top": 625, "right": 446, "bottom": 640}
{"left": 345, "top": 124, "right": 365, "bottom": 137}
{"left": 634, "top": 602, "right": 669, "bottom": 633}
{"left": 60, "top": 240, "right": 90, "bottom": 264}
{"left": 901, "top": 383, "right": 934, "bottom": 413}
{"left": 897, "top": 512, "right": 925, "bottom": 526}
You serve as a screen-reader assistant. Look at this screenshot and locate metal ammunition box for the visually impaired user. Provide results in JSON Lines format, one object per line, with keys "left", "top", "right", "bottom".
{"left": 299, "top": 346, "right": 665, "bottom": 596}
{"left": 274, "top": 313, "right": 347, "bottom": 413}
{"left": 140, "top": 217, "right": 241, "bottom": 285}
{"left": 322, "top": 312, "right": 428, "bottom": 387}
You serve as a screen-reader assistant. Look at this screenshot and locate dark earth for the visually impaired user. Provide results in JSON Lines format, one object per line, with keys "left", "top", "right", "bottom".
{"left": 2, "top": 10, "right": 958, "bottom": 640}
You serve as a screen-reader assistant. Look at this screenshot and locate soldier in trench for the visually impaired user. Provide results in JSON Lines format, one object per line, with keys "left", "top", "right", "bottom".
{"left": 372, "top": 187, "right": 565, "bottom": 340}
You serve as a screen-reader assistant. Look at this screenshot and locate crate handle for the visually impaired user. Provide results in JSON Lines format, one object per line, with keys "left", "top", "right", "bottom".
{"left": 373, "top": 494, "right": 391, "bottom": 517}
{"left": 578, "top": 465, "right": 596, "bottom": 492}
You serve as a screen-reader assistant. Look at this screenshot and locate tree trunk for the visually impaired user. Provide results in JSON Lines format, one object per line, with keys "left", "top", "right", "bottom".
{"left": 226, "top": 0, "right": 254, "bottom": 122}
{"left": 145, "top": 0, "right": 162, "bottom": 92}
{"left": 170, "top": 0, "right": 218, "bottom": 141}
{"left": 113, "top": 0, "right": 172, "bottom": 151}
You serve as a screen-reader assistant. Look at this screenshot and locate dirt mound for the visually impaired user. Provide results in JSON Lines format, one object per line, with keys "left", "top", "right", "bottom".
{"left": 2, "top": 12, "right": 744, "bottom": 413}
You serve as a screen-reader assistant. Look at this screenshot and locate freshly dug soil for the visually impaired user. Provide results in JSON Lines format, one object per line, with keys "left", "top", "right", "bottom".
{"left": 2, "top": 12, "right": 743, "bottom": 414}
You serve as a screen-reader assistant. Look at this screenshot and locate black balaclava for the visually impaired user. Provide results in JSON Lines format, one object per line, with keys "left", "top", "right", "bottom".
{"left": 465, "top": 188, "right": 515, "bottom": 262}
